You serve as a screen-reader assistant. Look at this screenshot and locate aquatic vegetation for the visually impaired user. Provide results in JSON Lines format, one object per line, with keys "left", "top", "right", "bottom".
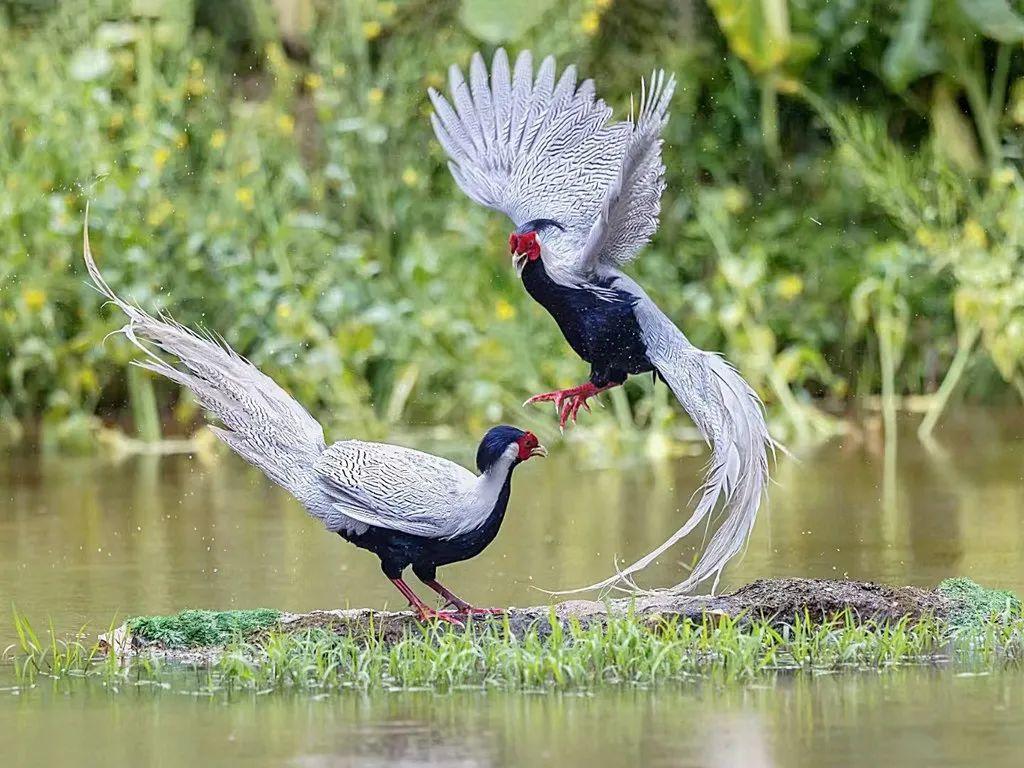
{"left": 6, "top": 600, "right": 1024, "bottom": 693}
{"left": 127, "top": 609, "right": 282, "bottom": 648}
{"left": 938, "top": 578, "right": 1023, "bottom": 630}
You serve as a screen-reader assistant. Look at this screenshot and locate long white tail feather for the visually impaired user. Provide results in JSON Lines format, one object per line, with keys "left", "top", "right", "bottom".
{"left": 556, "top": 280, "right": 774, "bottom": 596}
{"left": 82, "top": 210, "right": 328, "bottom": 509}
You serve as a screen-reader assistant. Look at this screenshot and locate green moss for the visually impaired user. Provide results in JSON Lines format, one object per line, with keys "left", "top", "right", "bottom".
{"left": 127, "top": 609, "right": 281, "bottom": 648}
{"left": 937, "top": 578, "right": 1022, "bottom": 629}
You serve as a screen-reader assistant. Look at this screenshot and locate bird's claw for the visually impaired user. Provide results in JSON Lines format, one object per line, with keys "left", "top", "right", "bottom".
{"left": 524, "top": 383, "right": 601, "bottom": 428}
{"left": 415, "top": 606, "right": 464, "bottom": 627}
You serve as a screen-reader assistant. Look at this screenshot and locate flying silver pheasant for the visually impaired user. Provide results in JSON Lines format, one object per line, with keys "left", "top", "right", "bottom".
{"left": 83, "top": 216, "right": 546, "bottom": 625}
{"left": 429, "top": 49, "right": 774, "bottom": 593}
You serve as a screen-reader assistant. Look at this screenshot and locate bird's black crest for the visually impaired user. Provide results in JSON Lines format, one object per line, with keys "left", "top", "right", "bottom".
{"left": 476, "top": 425, "right": 526, "bottom": 472}
{"left": 516, "top": 218, "right": 566, "bottom": 235}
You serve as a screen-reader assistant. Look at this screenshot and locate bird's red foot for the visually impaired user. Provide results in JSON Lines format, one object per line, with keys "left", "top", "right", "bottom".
{"left": 524, "top": 382, "right": 611, "bottom": 428}
{"left": 415, "top": 605, "right": 464, "bottom": 627}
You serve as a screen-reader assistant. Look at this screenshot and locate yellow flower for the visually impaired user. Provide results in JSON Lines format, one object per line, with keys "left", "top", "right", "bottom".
{"left": 276, "top": 303, "right": 292, "bottom": 320}
{"left": 78, "top": 368, "right": 98, "bottom": 392}
{"left": 722, "top": 186, "right": 748, "bottom": 214}
{"left": 153, "top": 147, "right": 171, "bottom": 170}
{"left": 332, "top": 63, "right": 348, "bottom": 79}
{"left": 235, "top": 187, "right": 255, "bottom": 210}
{"left": 367, "top": 87, "right": 384, "bottom": 105}
{"left": 993, "top": 167, "right": 1015, "bottom": 188}
{"left": 775, "top": 274, "right": 804, "bottom": 301}
{"left": 147, "top": 199, "right": 175, "bottom": 227}
{"left": 581, "top": 10, "right": 600, "bottom": 35}
{"left": 963, "top": 219, "right": 987, "bottom": 249}
{"left": 401, "top": 167, "right": 420, "bottom": 186}
{"left": 276, "top": 113, "right": 295, "bottom": 135}
{"left": 210, "top": 129, "right": 227, "bottom": 149}
{"left": 495, "top": 299, "right": 516, "bottom": 321}
{"left": 362, "top": 20, "right": 382, "bottom": 40}
{"left": 22, "top": 288, "right": 46, "bottom": 311}
{"left": 304, "top": 72, "right": 323, "bottom": 91}
{"left": 186, "top": 76, "right": 207, "bottom": 97}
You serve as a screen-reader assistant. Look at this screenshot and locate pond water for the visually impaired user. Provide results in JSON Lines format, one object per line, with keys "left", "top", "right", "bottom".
{"left": 1, "top": 408, "right": 1023, "bottom": 766}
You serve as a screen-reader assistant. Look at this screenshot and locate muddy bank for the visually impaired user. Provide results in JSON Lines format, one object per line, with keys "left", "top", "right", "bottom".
{"left": 100, "top": 577, "right": 1019, "bottom": 662}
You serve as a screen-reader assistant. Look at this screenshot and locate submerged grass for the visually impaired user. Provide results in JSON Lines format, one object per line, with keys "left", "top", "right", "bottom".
{"left": 6, "top": 605, "right": 1024, "bottom": 693}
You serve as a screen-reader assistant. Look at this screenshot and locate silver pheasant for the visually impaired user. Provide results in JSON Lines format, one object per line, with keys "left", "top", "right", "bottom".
{"left": 83, "top": 213, "right": 547, "bottom": 623}
{"left": 430, "top": 49, "right": 775, "bottom": 594}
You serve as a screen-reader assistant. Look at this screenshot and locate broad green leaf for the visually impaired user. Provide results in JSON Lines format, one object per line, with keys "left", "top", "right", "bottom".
{"left": 459, "top": 0, "right": 555, "bottom": 44}
{"left": 956, "top": 0, "right": 1024, "bottom": 43}
{"left": 931, "top": 82, "right": 983, "bottom": 174}
{"left": 882, "top": 0, "right": 940, "bottom": 91}
{"left": 708, "top": 0, "right": 791, "bottom": 75}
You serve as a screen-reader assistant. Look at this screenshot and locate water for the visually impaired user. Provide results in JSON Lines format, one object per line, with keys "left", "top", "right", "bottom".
{"left": 1, "top": 408, "right": 1023, "bottom": 766}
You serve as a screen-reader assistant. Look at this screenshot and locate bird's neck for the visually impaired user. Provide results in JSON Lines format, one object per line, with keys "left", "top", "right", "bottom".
{"left": 521, "top": 258, "right": 573, "bottom": 309}
{"left": 459, "top": 455, "right": 517, "bottom": 533}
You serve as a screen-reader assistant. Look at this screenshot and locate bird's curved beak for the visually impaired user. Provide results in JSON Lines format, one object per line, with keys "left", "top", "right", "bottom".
{"left": 529, "top": 444, "right": 548, "bottom": 459}
{"left": 513, "top": 253, "right": 528, "bottom": 276}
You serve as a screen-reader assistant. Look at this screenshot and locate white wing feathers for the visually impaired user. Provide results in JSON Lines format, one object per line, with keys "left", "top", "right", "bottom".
{"left": 430, "top": 49, "right": 629, "bottom": 249}
{"left": 314, "top": 441, "right": 480, "bottom": 540}
{"left": 580, "top": 69, "right": 675, "bottom": 271}
{"left": 431, "top": 49, "right": 674, "bottom": 275}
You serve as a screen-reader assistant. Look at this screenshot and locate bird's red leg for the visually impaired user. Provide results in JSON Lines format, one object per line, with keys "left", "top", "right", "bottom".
{"left": 524, "top": 381, "right": 617, "bottom": 428}
{"left": 423, "top": 579, "right": 505, "bottom": 615}
{"left": 389, "top": 578, "right": 464, "bottom": 627}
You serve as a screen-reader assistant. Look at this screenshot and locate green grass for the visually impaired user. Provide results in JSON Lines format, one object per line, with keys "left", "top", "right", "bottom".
{"left": 7, "top": 605, "right": 1024, "bottom": 693}
{"left": 937, "top": 578, "right": 1023, "bottom": 630}
{"left": 127, "top": 608, "right": 281, "bottom": 648}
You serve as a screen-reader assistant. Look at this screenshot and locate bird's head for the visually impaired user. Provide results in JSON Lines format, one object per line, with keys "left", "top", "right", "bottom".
{"left": 476, "top": 425, "right": 547, "bottom": 473}
{"left": 509, "top": 219, "right": 566, "bottom": 276}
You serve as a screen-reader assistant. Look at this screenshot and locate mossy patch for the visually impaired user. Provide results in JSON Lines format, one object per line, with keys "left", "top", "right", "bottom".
{"left": 936, "top": 578, "right": 1022, "bottom": 630}
{"left": 127, "top": 608, "right": 281, "bottom": 648}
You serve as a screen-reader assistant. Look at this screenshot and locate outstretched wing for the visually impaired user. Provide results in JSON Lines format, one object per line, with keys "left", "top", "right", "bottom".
{"left": 578, "top": 70, "right": 675, "bottom": 272}
{"left": 429, "top": 48, "right": 629, "bottom": 257}
{"left": 314, "top": 440, "right": 476, "bottom": 539}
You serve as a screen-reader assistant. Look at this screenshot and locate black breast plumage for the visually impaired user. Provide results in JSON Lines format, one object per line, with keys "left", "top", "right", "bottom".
{"left": 520, "top": 258, "right": 654, "bottom": 387}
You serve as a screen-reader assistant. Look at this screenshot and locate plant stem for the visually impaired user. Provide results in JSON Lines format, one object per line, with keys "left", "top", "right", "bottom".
{"left": 128, "top": 366, "right": 161, "bottom": 443}
{"left": 877, "top": 303, "right": 898, "bottom": 455}
{"left": 990, "top": 43, "right": 1011, "bottom": 120}
{"left": 961, "top": 67, "right": 1000, "bottom": 170}
{"left": 760, "top": 76, "right": 780, "bottom": 161}
{"left": 917, "top": 323, "right": 979, "bottom": 440}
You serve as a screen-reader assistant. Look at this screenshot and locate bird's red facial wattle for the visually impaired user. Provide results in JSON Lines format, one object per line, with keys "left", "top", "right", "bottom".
{"left": 509, "top": 231, "right": 541, "bottom": 262}
{"left": 515, "top": 431, "right": 547, "bottom": 461}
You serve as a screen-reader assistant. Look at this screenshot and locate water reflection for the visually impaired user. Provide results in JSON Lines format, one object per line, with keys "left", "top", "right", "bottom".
{"left": 1, "top": 409, "right": 1022, "bottom": 644}
{"left": 2, "top": 670, "right": 1022, "bottom": 767}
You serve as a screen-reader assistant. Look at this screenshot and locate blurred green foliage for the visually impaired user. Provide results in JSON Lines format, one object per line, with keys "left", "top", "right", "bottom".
{"left": 1, "top": 0, "right": 1023, "bottom": 451}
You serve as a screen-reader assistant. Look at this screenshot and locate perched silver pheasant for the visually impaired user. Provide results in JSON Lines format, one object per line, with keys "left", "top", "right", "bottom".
{"left": 429, "top": 49, "right": 774, "bottom": 593}
{"left": 83, "top": 217, "right": 546, "bottom": 624}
